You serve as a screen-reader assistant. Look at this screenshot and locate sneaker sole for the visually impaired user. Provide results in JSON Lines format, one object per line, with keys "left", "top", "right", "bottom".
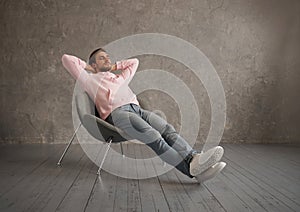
{"left": 195, "top": 162, "right": 226, "bottom": 183}
{"left": 190, "top": 146, "right": 224, "bottom": 176}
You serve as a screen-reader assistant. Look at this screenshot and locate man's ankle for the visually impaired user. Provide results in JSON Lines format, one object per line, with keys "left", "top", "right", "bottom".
{"left": 184, "top": 150, "right": 198, "bottom": 164}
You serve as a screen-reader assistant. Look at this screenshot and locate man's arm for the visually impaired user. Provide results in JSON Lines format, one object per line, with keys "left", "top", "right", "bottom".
{"left": 115, "top": 58, "right": 139, "bottom": 83}
{"left": 61, "top": 54, "right": 95, "bottom": 79}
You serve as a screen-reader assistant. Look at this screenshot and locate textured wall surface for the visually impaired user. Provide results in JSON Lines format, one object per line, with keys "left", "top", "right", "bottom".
{"left": 1, "top": 0, "right": 299, "bottom": 144}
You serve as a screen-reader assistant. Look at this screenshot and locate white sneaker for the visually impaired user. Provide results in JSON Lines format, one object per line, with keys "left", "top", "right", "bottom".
{"left": 195, "top": 162, "right": 226, "bottom": 183}
{"left": 189, "top": 146, "right": 224, "bottom": 176}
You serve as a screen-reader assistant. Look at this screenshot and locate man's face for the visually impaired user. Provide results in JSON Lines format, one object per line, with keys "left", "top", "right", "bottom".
{"left": 92, "top": 51, "right": 112, "bottom": 72}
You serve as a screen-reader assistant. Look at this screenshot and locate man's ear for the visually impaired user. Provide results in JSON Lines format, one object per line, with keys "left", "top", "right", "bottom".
{"left": 92, "top": 63, "right": 97, "bottom": 69}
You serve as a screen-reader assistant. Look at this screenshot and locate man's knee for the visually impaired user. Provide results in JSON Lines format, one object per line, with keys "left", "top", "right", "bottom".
{"left": 162, "top": 123, "right": 176, "bottom": 138}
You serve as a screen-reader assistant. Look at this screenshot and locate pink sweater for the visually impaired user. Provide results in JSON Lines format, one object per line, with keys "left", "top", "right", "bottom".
{"left": 62, "top": 54, "right": 140, "bottom": 120}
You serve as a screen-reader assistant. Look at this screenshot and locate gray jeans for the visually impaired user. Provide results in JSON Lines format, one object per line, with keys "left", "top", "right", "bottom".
{"left": 105, "top": 103, "right": 196, "bottom": 178}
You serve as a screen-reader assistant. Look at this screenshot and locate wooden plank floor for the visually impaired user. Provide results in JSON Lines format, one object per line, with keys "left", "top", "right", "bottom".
{"left": 0, "top": 143, "right": 299, "bottom": 212}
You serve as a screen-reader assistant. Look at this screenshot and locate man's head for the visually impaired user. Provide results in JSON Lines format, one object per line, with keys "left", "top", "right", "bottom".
{"left": 88, "top": 48, "right": 112, "bottom": 73}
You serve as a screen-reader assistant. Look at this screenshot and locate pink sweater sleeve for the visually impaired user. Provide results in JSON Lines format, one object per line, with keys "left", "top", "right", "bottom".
{"left": 116, "top": 58, "right": 139, "bottom": 83}
{"left": 61, "top": 54, "right": 88, "bottom": 80}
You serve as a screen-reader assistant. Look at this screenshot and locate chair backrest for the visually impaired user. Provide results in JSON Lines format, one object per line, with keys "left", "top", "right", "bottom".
{"left": 75, "top": 90, "right": 94, "bottom": 124}
{"left": 75, "top": 90, "right": 128, "bottom": 143}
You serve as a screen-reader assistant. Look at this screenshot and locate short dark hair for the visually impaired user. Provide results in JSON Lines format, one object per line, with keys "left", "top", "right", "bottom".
{"left": 88, "top": 47, "right": 106, "bottom": 65}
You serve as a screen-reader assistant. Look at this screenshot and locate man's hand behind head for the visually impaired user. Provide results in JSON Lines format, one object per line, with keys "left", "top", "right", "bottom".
{"left": 85, "top": 64, "right": 97, "bottom": 73}
{"left": 110, "top": 64, "right": 117, "bottom": 72}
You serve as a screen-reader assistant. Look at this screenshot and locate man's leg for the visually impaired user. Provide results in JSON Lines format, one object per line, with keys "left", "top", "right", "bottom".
{"left": 138, "top": 107, "right": 197, "bottom": 159}
{"left": 107, "top": 107, "right": 193, "bottom": 177}
{"left": 126, "top": 105, "right": 224, "bottom": 178}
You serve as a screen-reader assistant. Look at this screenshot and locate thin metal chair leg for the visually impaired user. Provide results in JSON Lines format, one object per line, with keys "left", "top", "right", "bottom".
{"left": 120, "top": 142, "right": 125, "bottom": 158}
{"left": 97, "top": 136, "right": 113, "bottom": 175}
{"left": 57, "top": 123, "right": 82, "bottom": 166}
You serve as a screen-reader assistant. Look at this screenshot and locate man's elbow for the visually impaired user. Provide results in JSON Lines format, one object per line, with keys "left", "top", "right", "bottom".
{"left": 132, "top": 58, "right": 139, "bottom": 66}
{"left": 61, "top": 54, "right": 70, "bottom": 64}
{"left": 131, "top": 58, "right": 139, "bottom": 70}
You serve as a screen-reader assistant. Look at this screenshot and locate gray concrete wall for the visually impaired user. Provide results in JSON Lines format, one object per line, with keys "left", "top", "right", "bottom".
{"left": 1, "top": 0, "right": 299, "bottom": 144}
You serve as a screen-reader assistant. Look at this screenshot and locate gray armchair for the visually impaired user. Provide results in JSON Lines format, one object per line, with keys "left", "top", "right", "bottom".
{"left": 57, "top": 90, "right": 128, "bottom": 175}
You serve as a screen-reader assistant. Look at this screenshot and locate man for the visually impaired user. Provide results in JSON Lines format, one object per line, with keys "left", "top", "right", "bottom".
{"left": 62, "top": 48, "right": 226, "bottom": 183}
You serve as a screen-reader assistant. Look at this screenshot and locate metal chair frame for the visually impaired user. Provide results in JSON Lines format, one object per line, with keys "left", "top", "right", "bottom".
{"left": 56, "top": 91, "right": 126, "bottom": 175}
{"left": 56, "top": 123, "right": 125, "bottom": 175}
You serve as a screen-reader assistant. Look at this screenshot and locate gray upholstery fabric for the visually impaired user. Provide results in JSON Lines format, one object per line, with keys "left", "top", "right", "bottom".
{"left": 75, "top": 91, "right": 128, "bottom": 143}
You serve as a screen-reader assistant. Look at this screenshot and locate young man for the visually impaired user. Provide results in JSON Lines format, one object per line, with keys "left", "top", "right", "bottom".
{"left": 62, "top": 48, "right": 226, "bottom": 183}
